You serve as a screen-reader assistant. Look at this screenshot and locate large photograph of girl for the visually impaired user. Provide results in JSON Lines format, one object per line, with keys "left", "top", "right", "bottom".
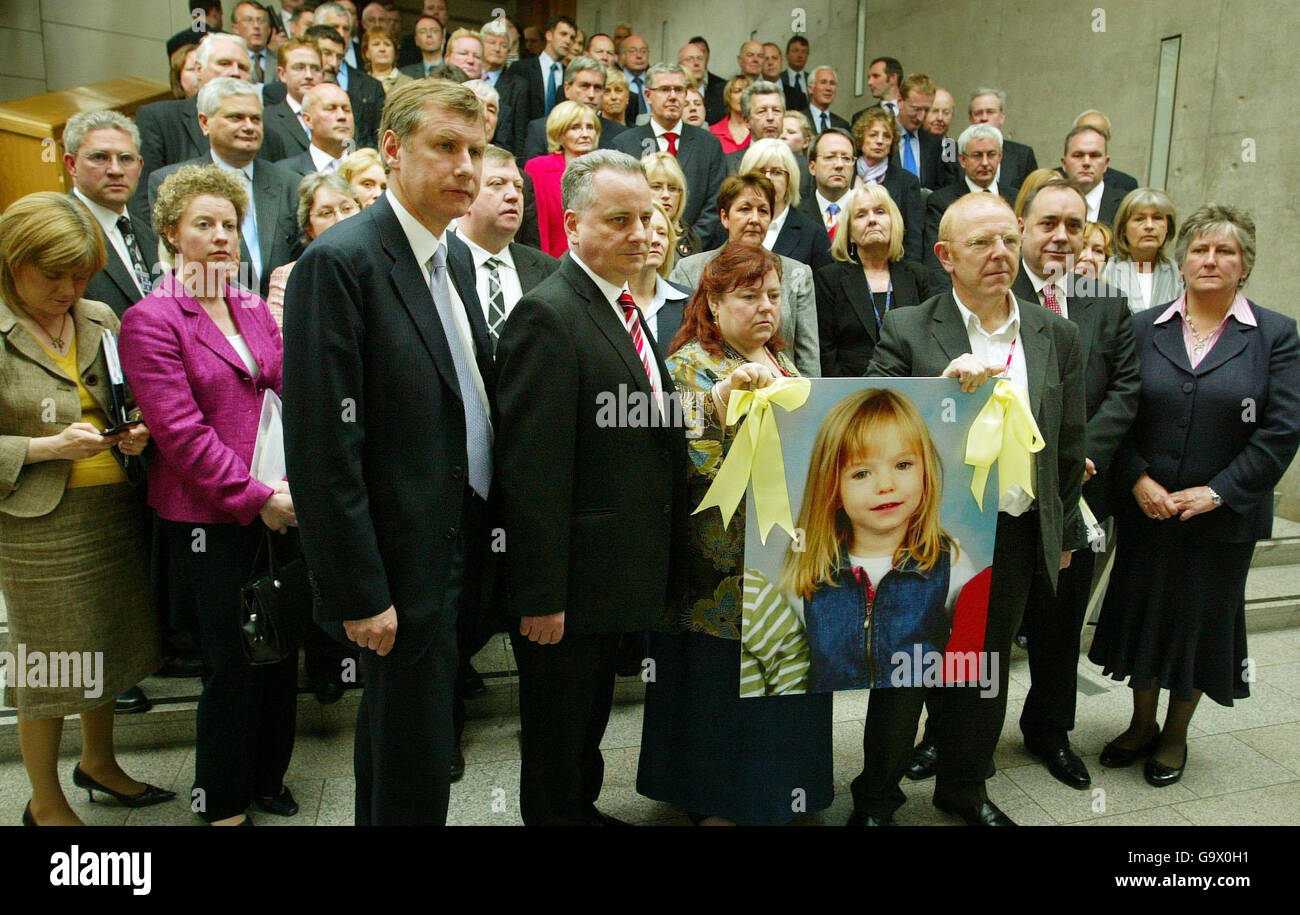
{"left": 739, "top": 379, "right": 999, "bottom": 697}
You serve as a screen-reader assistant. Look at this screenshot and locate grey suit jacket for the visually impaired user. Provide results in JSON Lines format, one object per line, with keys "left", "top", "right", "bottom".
{"left": 510, "top": 242, "right": 561, "bottom": 296}
{"left": 276, "top": 149, "right": 322, "bottom": 178}
{"left": 867, "top": 291, "right": 1089, "bottom": 589}
{"left": 668, "top": 247, "right": 820, "bottom": 376}
{"left": 148, "top": 156, "right": 303, "bottom": 299}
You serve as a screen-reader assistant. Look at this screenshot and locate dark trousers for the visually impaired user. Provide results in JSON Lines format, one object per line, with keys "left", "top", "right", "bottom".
{"left": 1020, "top": 545, "right": 1097, "bottom": 746}
{"left": 852, "top": 511, "right": 1038, "bottom": 814}
{"left": 165, "top": 520, "right": 298, "bottom": 822}
{"left": 304, "top": 623, "right": 359, "bottom": 688}
{"left": 511, "top": 629, "right": 623, "bottom": 825}
{"left": 353, "top": 618, "right": 458, "bottom": 825}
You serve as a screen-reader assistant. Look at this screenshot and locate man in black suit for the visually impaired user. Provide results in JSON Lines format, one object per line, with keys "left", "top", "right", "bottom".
{"left": 307, "top": 23, "right": 383, "bottom": 149}
{"left": 612, "top": 64, "right": 726, "bottom": 241}
{"left": 148, "top": 78, "right": 301, "bottom": 299}
{"left": 969, "top": 88, "right": 1039, "bottom": 192}
{"left": 1071, "top": 110, "right": 1138, "bottom": 192}
{"left": 283, "top": 80, "right": 494, "bottom": 826}
{"left": 495, "top": 149, "right": 687, "bottom": 825}
{"left": 1012, "top": 178, "right": 1140, "bottom": 789}
{"left": 923, "top": 124, "right": 1020, "bottom": 270}
{"left": 63, "top": 111, "right": 158, "bottom": 317}
{"left": 398, "top": 0, "right": 446, "bottom": 69}
{"left": 518, "top": 57, "right": 627, "bottom": 162}
{"left": 277, "top": 82, "right": 354, "bottom": 176}
{"left": 262, "top": 38, "right": 320, "bottom": 158}
{"left": 619, "top": 34, "right": 652, "bottom": 123}
{"left": 804, "top": 65, "right": 850, "bottom": 136}
{"left": 855, "top": 55, "right": 903, "bottom": 122}
{"left": 398, "top": 14, "right": 444, "bottom": 79}
{"left": 1061, "top": 125, "right": 1126, "bottom": 226}
{"left": 504, "top": 14, "right": 577, "bottom": 154}
{"left": 799, "top": 127, "right": 854, "bottom": 239}
{"left": 865, "top": 192, "right": 1088, "bottom": 826}
{"left": 892, "top": 73, "right": 958, "bottom": 192}
{"left": 677, "top": 39, "right": 726, "bottom": 125}
{"left": 781, "top": 35, "right": 810, "bottom": 112}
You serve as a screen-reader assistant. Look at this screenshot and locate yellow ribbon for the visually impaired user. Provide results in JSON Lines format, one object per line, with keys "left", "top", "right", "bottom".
{"left": 965, "top": 379, "right": 1045, "bottom": 510}
{"left": 694, "top": 376, "right": 811, "bottom": 542}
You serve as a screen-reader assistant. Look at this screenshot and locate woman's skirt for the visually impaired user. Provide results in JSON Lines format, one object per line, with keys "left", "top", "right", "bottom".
{"left": 0, "top": 484, "right": 160, "bottom": 718}
{"left": 638, "top": 629, "right": 834, "bottom": 824}
{"left": 1088, "top": 508, "right": 1252, "bottom": 707}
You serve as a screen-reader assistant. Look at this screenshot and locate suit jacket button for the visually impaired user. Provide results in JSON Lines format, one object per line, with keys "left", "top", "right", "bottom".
{"left": 85, "top": 374, "right": 98, "bottom": 386}
{"left": 1182, "top": 381, "right": 1194, "bottom": 393}
{"left": 662, "top": 504, "right": 671, "bottom": 516}
{"left": 446, "top": 526, "right": 458, "bottom": 540}
{"left": 452, "top": 466, "right": 464, "bottom": 479}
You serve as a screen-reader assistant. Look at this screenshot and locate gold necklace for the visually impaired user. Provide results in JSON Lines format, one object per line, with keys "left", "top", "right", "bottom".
{"left": 26, "top": 310, "right": 69, "bottom": 352}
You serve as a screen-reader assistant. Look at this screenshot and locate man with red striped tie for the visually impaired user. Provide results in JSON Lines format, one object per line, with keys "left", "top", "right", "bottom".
{"left": 494, "top": 149, "right": 690, "bottom": 825}
{"left": 800, "top": 127, "right": 855, "bottom": 241}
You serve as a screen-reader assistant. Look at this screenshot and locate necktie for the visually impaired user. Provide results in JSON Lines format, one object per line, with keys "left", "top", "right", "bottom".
{"left": 825, "top": 203, "right": 839, "bottom": 241}
{"left": 251, "top": 52, "right": 264, "bottom": 83}
{"left": 115, "top": 215, "right": 152, "bottom": 295}
{"left": 617, "top": 292, "right": 661, "bottom": 404}
{"left": 1042, "top": 283, "right": 1062, "bottom": 315}
{"left": 664, "top": 131, "right": 679, "bottom": 155}
{"left": 885, "top": 101, "right": 897, "bottom": 117}
{"left": 238, "top": 169, "right": 261, "bottom": 292}
{"left": 632, "top": 75, "right": 644, "bottom": 112}
{"left": 546, "top": 62, "right": 561, "bottom": 111}
{"left": 428, "top": 243, "right": 493, "bottom": 497}
{"left": 902, "top": 131, "right": 918, "bottom": 176}
{"left": 819, "top": 111, "right": 829, "bottom": 134}
{"left": 484, "top": 256, "right": 507, "bottom": 353}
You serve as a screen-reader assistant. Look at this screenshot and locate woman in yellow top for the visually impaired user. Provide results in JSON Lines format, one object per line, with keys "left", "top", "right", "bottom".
{"left": 0, "top": 192, "right": 172, "bottom": 825}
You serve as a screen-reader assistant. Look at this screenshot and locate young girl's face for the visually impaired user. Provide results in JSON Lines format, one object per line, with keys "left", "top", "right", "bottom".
{"left": 838, "top": 420, "right": 924, "bottom": 552}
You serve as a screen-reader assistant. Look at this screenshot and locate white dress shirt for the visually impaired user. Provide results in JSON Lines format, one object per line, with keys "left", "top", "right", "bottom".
{"left": 814, "top": 189, "right": 845, "bottom": 228}
{"left": 1022, "top": 261, "right": 1070, "bottom": 320}
{"left": 763, "top": 206, "right": 790, "bottom": 251}
{"left": 385, "top": 190, "right": 492, "bottom": 425}
{"left": 72, "top": 188, "right": 143, "bottom": 297}
{"left": 652, "top": 118, "right": 685, "bottom": 153}
{"left": 951, "top": 288, "right": 1034, "bottom": 514}
{"left": 643, "top": 277, "right": 690, "bottom": 344}
{"left": 964, "top": 175, "right": 1001, "bottom": 198}
{"left": 458, "top": 233, "right": 524, "bottom": 325}
{"left": 1083, "top": 180, "right": 1106, "bottom": 222}
{"left": 308, "top": 143, "right": 341, "bottom": 172}
{"left": 785, "top": 68, "right": 806, "bottom": 95}
{"left": 570, "top": 251, "right": 664, "bottom": 398}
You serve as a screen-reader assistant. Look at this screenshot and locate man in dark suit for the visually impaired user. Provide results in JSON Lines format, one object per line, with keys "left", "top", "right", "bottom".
{"left": 1070, "top": 110, "right": 1138, "bottom": 192}
{"left": 276, "top": 82, "right": 354, "bottom": 177}
{"left": 504, "top": 14, "right": 577, "bottom": 154}
{"left": 262, "top": 38, "right": 320, "bottom": 158}
{"left": 677, "top": 39, "right": 726, "bottom": 125}
{"left": 720, "top": 80, "right": 811, "bottom": 200}
{"left": 613, "top": 64, "right": 726, "bottom": 241}
{"left": 923, "top": 124, "right": 1020, "bottom": 270}
{"left": 803, "top": 66, "right": 850, "bottom": 136}
{"left": 619, "top": 34, "right": 652, "bottom": 123}
{"left": 781, "top": 35, "right": 811, "bottom": 112}
{"left": 864, "top": 192, "right": 1088, "bottom": 827}
{"left": 1011, "top": 178, "right": 1140, "bottom": 789}
{"left": 518, "top": 57, "right": 627, "bottom": 162}
{"left": 398, "top": 13, "right": 443, "bottom": 78}
{"left": 893, "top": 74, "right": 958, "bottom": 192}
{"left": 63, "top": 111, "right": 158, "bottom": 317}
{"left": 283, "top": 81, "right": 495, "bottom": 826}
{"left": 968, "top": 88, "right": 1039, "bottom": 192}
{"left": 231, "top": 0, "right": 274, "bottom": 83}
{"left": 799, "top": 127, "right": 854, "bottom": 240}
{"left": 1061, "top": 125, "right": 1126, "bottom": 226}
{"left": 306, "top": 23, "right": 383, "bottom": 149}
{"left": 148, "top": 78, "right": 301, "bottom": 299}
{"left": 494, "top": 149, "right": 687, "bottom": 825}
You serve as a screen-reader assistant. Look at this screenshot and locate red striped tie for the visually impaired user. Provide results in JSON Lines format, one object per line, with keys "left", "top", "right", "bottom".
{"left": 1042, "top": 283, "right": 1062, "bottom": 315}
{"left": 618, "top": 292, "right": 661, "bottom": 401}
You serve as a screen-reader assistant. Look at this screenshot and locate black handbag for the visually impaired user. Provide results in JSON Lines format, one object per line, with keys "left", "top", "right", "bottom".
{"left": 239, "top": 529, "right": 312, "bottom": 665}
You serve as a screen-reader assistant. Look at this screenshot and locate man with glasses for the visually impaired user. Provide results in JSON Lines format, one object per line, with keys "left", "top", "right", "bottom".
{"left": 519, "top": 57, "right": 626, "bottom": 161}
{"left": 892, "top": 73, "right": 957, "bottom": 191}
{"left": 399, "top": 15, "right": 445, "bottom": 79}
{"left": 799, "top": 126, "right": 855, "bottom": 241}
{"left": 263, "top": 38, "right": 322, "bottom": 157}
{"left": 677, "top": 38, "right": 726, "bottom": 124}
{"left": 231, "top": 1, "right": 274, "bottom": 83}
{"left": 923, "top": 123, "right": 1019, "bottom": 270}
{"left": 618, "top": 33, "right": 651, "bottom": 121}
{"left": 612, "top": 63, "right": 726, "bottom": 239}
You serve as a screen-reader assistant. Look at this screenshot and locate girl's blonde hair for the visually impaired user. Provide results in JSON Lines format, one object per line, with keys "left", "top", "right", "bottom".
{"left": 782, "top": 388, "right": 951, "bottom": 600}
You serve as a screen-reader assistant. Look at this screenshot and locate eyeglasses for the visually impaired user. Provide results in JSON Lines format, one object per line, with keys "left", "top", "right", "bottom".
{"left": 312, "top": 203, "right": 361, "bottom": 220}
{"left": 81, "top": 152, "right": 140, "bottom": 168}
{"left": 757, "top": 167, "right": 788, "bottom": 179}
{"left": 650, "top": 85, "right": 687, "bottom": 95}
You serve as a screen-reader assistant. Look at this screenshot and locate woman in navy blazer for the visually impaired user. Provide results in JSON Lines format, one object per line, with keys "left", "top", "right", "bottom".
{"left": 851, "top": 107, "right": 924, "bottom": 263}
{"left": 120, "top": 165, "right": 300, "bottom": 825}
{"left": 1090, "top": 205, "right": 1300, "bottom": 787}
{"left": 815, "top": 184, "right": 933, "bottom": 376}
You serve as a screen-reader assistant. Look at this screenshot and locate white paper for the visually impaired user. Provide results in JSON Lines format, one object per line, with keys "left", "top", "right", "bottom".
{"left": 249, "top": 389, "right": 286, "bottom": 485}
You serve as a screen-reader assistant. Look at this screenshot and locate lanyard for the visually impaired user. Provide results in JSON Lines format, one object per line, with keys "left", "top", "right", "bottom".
{"left": 868, "top": 281, "right": 893, "bottom": 329}
{"left": 999, "top": 337, "right": 1018, "bottom": 377}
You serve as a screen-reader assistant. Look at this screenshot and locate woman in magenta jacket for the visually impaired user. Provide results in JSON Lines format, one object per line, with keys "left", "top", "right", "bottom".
{"left": 120, "top": 165, "right": 300, "bottom": 826}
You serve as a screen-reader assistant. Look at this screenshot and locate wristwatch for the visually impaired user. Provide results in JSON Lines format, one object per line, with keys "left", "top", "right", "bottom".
{"left": 1207, "top": 487, "right": 1223, "bottom": 506}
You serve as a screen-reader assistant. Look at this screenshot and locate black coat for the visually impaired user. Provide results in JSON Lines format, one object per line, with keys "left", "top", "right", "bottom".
{"left": 493, "top": 71, "right": 529, "bottom": 156}
{"left": 262, "top": 99, "right": 311, "bottom": 158}
{"left": 773, "top": 204, "right": 833, "bottom": 270}
{"left": 518, "top": 114, "right": 627, "bottom": 162}
{"left": 342, "top": 65, "right": 385, "bottom": 150}
{"left": 862, "top": 160, "right": 925, "bottom": 264}
{"left": 509, "top": 241, "right": 561, "bottom": 296}
{"left": 999, "top": 139, "right": 1039, "bottom": 194}
{"left": 815, "top": 259, "right": 933, "bottom": 376}
{"left": 75, "top": 196, "right": 159, "bottom": 318}
{"left": 494, "top": 255, "right": 689, "bottom": 632}
{"left": 612, "top": 123, "right": 726, "bottom": 238}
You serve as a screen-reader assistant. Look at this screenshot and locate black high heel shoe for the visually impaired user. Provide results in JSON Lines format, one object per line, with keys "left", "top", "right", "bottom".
{"left": 1099, "top": 724, "right": 1161, "bottom": 768}
{"left": 1144, "top": 746, "right": 1188, "bottom": 787}
{"left": 72, "top": 765, "right": 176, "bottom": 808}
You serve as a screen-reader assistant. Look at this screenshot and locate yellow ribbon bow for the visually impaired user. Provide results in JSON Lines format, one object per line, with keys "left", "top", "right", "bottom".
{"left": 965, "top": 379, "right": 1044, "bottom": 510}
{"left": 694, "top": 376, "right": 811, "bottom": 542}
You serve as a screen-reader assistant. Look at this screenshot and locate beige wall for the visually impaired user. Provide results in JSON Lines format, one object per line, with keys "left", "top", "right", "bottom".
{"left": 579, "top": 0, "right": 1300, "bottom": 517}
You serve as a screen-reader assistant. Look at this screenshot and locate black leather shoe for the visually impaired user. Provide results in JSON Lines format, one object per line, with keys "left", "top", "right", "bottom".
{"left": 933, "top": 796, "right": 1017, "bottom": 826}
{"left": 313, "top": 681, "right": 345, "bottom": 704}
{"left": 450, "top": 743, "right": 465, "bottom": 782}
{"left": 1144, "top": 747, "right": 1187, "bottom": 787}
{"left": 253, "top": 786, "right": 299, "bottom": 816}
{"left": 156, "top": 655, "right": 204, "bottom": 678}
{"left": 114, "top": 686, "right": 152, "bottom": 715}
{"left": 457, "top": 664, "right": 487, "bottom": 699}
{"left": 905, "top": 741, "right": 938, "bottom": 780}
{"left": 1100, "top": 725, "right": 1160, "bottom": 768}
{"left": 1026, "top": 742, "right": 1091, "bottom": 789}
{"left": 846, "top": 809, "right": 893, "bottom": 826}
{"left": 587, "top": 806, "right": 632, "bottom": 826}
{"left": 72, "top": 766, "right": 176, "bottom": 808}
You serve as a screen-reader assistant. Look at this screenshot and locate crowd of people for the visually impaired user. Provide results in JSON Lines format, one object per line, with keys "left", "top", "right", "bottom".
{"left": 1, "top": 0, "right": 1297, "bottom": 827}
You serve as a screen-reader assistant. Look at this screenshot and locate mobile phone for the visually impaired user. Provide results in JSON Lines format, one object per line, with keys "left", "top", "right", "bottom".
{"left": 100, "top": 419, "right": 143, "bottom": 437}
